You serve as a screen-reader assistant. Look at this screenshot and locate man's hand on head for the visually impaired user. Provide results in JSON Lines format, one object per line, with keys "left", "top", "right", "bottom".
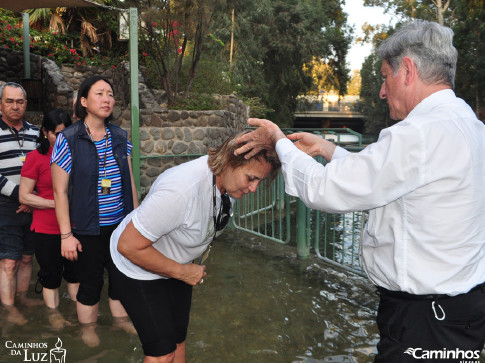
{"left": 234, "top": 118, "right": 286, "bottom": 159}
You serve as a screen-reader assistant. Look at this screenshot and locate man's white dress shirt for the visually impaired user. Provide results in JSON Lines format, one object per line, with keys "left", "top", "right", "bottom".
{"left": 276, "top": 89, "right": 485, "bottom": 295}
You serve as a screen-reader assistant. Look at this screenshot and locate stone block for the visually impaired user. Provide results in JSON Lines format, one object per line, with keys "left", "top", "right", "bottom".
{"left": 147, "top": 158, "right": 162, "bottom": 167}
{"left": 140, "top": 175, "right": 151, "bottom": 188}
{"left": 181, "top": 111, "right": 190, "bottom": 120}
{"left": 172, "top": 141, "right": 188, "bottom": 155}
{"left": 154, "top": 140, "right": 168, "bottom": 154}
{"left": 112, "top": 107, "right": 122, "bottom": 120}
{"left": 198, "top": 115, "right": 208, "bottom": 127}
{"left": 192, "top": 128, "right": 205, "bottom": 140}
{"left": 150, "top": 114, "right": 162, "bottom": 127}
{"left": 184, "top": 128, "right": 192, "bottom": 142}
{"left": 141, "top": 140, "right": 154, "bottom": 153}
{"left": 209, "top": 114, "right": 222, "bottom": 126}
{"left": 139, "top": 129, "right": 150, "bottom": 141}
{"left": 149, "top": 128, "right": 161, "bottom": 140}
{"left": 167, "top": 110, "right": 181, "bottom": 122}
{"left": 142, "top": 114, "right": 151, "bottom": 126}
{"left": 146, "top": 167, "right": 161, "bottom": 177}
{"left": 162, "top": 128, "right": 174, "bottom": 140}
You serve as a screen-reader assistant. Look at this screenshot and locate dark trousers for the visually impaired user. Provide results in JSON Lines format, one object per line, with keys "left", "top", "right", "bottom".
{"left": 374, "top": 283, "right": 485, "bottom": 363}
{"left": 75, "top": 224, "right": 119, "bottom": 306}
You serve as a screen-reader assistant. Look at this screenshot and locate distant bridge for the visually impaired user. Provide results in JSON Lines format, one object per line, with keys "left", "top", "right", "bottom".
{"left": 293, "top": 95, "right": 366, "bottom": 133}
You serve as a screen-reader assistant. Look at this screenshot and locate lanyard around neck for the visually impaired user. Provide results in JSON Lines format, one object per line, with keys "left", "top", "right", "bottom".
{"left": 8, "top": 126, "right": 26, "bottom": 155}
{"left": 198, "top": 174, "right": 220, "bottom": 265}
{"left": 84, "top": 122, "right": 109, "bottom": 177}
{"left": 212, "top": 174, "right": 218, "bottom": 237}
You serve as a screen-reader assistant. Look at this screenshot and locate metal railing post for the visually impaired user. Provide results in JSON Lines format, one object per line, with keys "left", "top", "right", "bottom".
{"left": 129, "top": 7, "right": 140, "bottom": 195}
{"left": 296, "top": 198, "right": 310, "bottom": 259}
{"left": 22, "top": 13, "right": 30, "bottom": 79}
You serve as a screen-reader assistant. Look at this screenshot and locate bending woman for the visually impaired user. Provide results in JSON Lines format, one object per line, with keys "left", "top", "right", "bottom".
{"left": 109, "top": 132, "right": 280, "bottom": 362}
{"left": 51, "top": 76, "right": 139, "bottom": 346}
{"left": 19, "top": 109, "right": 78, "bottom": 328}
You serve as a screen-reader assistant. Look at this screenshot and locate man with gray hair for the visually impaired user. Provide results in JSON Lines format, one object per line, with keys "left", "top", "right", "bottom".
{"left": 0, "top": 82, "right": 41, "bottom": 323}
{"left": 235, "top": 20, "right": 485, "bottom": 361}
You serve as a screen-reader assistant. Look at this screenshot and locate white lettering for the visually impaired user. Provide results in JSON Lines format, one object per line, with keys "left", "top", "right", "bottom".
{"left": 405, "top": 347, "right": 481, "bottom": 360}
{"left": 23, "top": 350, "right": 48, "bottom": 361}
{"left": 5, "top": 341, "right": 48, "bottom": 349}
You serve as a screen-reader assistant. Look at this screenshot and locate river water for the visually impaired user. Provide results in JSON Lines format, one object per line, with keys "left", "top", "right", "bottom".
{"left": 0, "top": 229, "right": 380, "bottom": 363}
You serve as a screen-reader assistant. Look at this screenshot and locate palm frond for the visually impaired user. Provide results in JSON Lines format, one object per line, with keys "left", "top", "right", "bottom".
{"left": 49, "top": 13, "right": 66, "bottom": 34}
{"left": 81, "top": 18, "right": 99, "bottom": 43}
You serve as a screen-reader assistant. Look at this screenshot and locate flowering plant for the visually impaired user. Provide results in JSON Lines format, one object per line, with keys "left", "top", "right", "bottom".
{"left": 0, "top": 10, "right": 124, "bottom": 68}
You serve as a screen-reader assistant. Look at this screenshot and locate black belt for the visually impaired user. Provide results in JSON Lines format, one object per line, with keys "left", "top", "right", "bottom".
{"left": 376, "top": 281, "right": 485, "bottom": 301}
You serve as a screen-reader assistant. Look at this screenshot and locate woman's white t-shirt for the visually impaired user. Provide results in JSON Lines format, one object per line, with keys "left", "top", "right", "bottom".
{"left": 110, "top": 155, "right": 224, "bottom": 280}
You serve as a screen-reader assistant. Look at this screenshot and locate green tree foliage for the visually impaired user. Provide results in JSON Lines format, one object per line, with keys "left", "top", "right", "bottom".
{"left": 453, "top": 0, "right": 485, "bottom": 119}
{"left": 360, "top": 0, "right": 485, "bottom": 128}
{"left": 363, "top": 0, "right": 452, "bottom": 23}
{"left": 113, "top": 0, "right": 227, "bottom": 107}
{"left": 219, "top": 0, "right": 351, "bottom": 126}
{"left": 347, "top": 70, "right": 362, "bottom": 95}
{"left": 358, "top": 52, "right": 395, "bottom": 134}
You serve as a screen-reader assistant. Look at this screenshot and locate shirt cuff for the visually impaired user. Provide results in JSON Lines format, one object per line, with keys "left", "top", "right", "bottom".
{"left": 331, "top": 145, "right": 350, "bottom": 161}
{"left": 275, "top": 138, "right": 296, "bottom": 157}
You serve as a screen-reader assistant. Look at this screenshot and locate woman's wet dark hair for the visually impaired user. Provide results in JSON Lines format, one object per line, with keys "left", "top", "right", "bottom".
{"left": 75, "top": 75, "right": 115, "bottom": 124}
{"left": 37, "top": 108, "right": 72, "bottom": 155}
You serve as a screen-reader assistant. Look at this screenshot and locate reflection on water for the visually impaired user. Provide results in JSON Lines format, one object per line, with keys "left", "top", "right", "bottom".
{"left": 0, "top": 230, "right": 379, "bottom": 363}
{"left": 189, "top": 230, "right": 379, "bottom": 363}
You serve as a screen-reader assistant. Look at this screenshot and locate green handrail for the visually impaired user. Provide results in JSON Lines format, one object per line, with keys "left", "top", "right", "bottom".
{"left": 135, "top": 128, "right": 367, "bottom": 275}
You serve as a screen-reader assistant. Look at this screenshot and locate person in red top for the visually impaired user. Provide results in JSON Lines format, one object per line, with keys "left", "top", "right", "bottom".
{"left": 19, "top": 109, "right": 78, "bottom": 328}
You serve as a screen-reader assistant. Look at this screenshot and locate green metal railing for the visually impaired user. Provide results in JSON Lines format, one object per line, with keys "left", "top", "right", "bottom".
{"left": 138, "top": 128, "right": 367, "bottom": 276}
{"left": 233, "top": 174, "right": 367, "bottom": 277}
{"left": 233, "top": 128, "right": 367, "bottom": 276}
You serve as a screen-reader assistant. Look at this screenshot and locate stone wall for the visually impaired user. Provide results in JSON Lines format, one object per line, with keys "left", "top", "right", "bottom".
{"left": 0, "top": 49, "right": 73, "bottom": 116}
{"left": 136, "top": 96, "right": 248, "bottom": 193}
{"left": 0, "top": 49, "right": 42, "bottom": 81}
{"left": 0, "top": 49, "right": 249, "bottom": 193}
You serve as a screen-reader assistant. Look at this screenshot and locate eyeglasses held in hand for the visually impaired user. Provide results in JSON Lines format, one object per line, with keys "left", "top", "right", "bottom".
{"left": 215, "top": 193, "right": 232, "bottom": 231}
{"left": 199, "top": 193, "right": 232, "bottom": 265}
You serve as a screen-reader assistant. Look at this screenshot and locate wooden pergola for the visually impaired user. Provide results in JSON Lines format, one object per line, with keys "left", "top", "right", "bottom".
{"left": 0, "top": 1, "right": 142, "bottom": 193}
{"left": 0, "top": 0, "right": 98, "bottom": 12}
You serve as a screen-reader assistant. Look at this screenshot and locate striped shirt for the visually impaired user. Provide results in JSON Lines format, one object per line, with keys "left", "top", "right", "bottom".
{"left": 51, "top": 128, "right": 132, "bottom": 226}
{"left": 0, "top": 117, "right": 38, "bottom": 199}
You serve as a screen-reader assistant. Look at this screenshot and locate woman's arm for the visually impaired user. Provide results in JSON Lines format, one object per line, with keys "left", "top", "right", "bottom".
{"left": 117, "top": 221, "right": 206, "bottom": 286}
{"left": 19, "top": 177, "right": 55, "bottom": 209}
{"left": 51, "top": 163, "right": 82, "bottom": 260}
{"left": 127, "top": 156, "right": 139, "bottom": 208}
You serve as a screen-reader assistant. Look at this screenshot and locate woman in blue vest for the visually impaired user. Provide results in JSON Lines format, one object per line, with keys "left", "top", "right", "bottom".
{"left": 51, "top": 75, "right": 139, "bottom": 347}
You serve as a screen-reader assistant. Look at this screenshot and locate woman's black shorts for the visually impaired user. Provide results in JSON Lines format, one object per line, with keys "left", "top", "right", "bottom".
{"left": 110, "top": 261, "right": 193, "bottom": 357}
{"left": 34, "top": 232, "right": 78, "bottom": 289}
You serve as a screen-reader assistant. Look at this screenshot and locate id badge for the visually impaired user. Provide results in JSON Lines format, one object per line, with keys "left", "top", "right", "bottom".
{"left": 101, "top": 178, "right": 112, "bottom": 194}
